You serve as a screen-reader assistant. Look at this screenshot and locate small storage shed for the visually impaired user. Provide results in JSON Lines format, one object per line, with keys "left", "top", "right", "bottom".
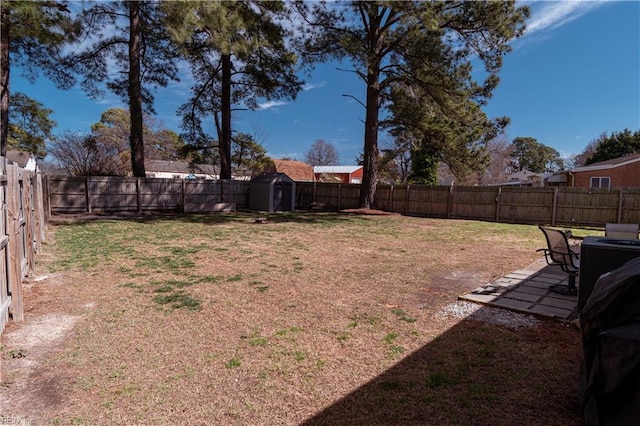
{"left": 249, "top": 173, "right": 295, "bottom": 212}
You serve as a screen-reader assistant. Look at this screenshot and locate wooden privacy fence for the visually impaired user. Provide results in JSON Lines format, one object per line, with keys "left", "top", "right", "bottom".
{"left": 48, "top": 177, "right": 250, "bottom": 213}
{"left": 373, "top": 184, "right": 640, "bottom": 226}
{"left": 48, "top": 177, "right": 640, "bottom": 227}
{"left": 0, "top": 158, "right": 47, "bottom": 334}
{"left": 295, "top": 182, "right": 640, "bottom": 227}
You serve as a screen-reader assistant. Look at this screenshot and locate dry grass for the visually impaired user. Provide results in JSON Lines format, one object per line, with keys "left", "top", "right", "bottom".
{"left": 1, "top": 212, "right": 583, "bottom": 425}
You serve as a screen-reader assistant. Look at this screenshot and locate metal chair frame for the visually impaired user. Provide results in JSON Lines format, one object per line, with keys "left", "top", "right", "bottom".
{"left": 537, "top": 226, "right": 580, "bottom": 295}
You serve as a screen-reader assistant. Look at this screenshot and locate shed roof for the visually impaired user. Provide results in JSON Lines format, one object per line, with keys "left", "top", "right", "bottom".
{"left": 273, "top": 159, "right": 315, "bottom": 181}
{"left": 251, "top": 172, "right": 294, "bottom": 183}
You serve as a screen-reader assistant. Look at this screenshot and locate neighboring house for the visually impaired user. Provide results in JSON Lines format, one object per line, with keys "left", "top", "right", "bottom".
{"left": 144, "top": 160, "right": 254, "bottom": 180}
{"left": 145, "top": 160, "right": 217, "bottom": 179}
{"left": 272, "top": 159, "right": 315, "bottom": 182}
{"left": 490, "top": 170, "right": 543, "bottom": 187}
{"left": 543, "top": 171, "right": 570, "bottom": 187}
{"left": 145, "top": 160, "right": 200, "bottom": 179}
{"left": 6, "top": 150, "right": 38, "bottom": 172}
{"left": 561, "top": 153, "right": 640, "bottom": 188}
{"left": 507, "top": 170, "right": 540, "bottom": 183}
{"left": 314, "top": 165, "right": 363, "bottom": 184}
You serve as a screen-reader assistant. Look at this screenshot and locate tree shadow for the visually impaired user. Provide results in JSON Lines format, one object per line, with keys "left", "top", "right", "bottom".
{"left": 303, "top": 309, "right": 583, "bottom": 426}
{"left": 48, "top": 210, "right": 391, "bottom": 227}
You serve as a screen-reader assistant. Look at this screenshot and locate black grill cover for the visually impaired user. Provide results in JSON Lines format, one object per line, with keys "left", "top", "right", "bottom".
{"left": 580, "top": 257, "right": 640, "bottom": 425}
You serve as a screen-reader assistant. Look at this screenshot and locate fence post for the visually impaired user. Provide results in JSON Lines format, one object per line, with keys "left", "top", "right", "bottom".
{"left": 551, "top": 187, "right": 558, "bottom": 226}
{"left": 495, "top": 186, "right": 502, "bottom": 223}
{"left": 618, "top": 188, "right": 624, "bottom": 223}
{"left": 136, "top": 177, "right": 142, "bottom": 213}
{"left": 389, "top": 184, "right": 394, "bottom": 212}
{"left": 7, "top": 165, "right": 23, "bottom": 322}
{"left": 447, "top": 185, "right": 454, "bottom": 219}
{"left": 405, "top": 185, "right": 410, "bottom": 215}
{"left": 85, "top": 176, "right": 91, "bottom": 213}
{"left": 337, "top": 184, "right": 342, "bottom": 210}
{"left": 181, "top": 179, "right": 186, "bottom": 213}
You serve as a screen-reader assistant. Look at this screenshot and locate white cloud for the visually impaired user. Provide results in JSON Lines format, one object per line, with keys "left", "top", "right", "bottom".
{"left": 524, "top": 0, "right": 608, "bottom": 36}
{"left": 258, "top": 100, "right": 289, "bottom": 110}
{"left": 302, "top": 81, "right": 327, "bottom": 91}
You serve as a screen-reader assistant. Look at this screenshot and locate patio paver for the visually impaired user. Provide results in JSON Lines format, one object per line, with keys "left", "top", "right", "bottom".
{"left": 459, "top": 258, "right": 578, "bottom": 321}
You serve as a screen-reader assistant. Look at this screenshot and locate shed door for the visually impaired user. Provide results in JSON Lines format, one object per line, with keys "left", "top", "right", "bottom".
{"left": 273, "top": 182, "right": 292, "bottom": 211}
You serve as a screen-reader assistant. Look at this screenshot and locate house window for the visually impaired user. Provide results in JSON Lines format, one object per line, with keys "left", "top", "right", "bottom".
{"left": 590, "top": 177, "right": 610, "bottom": 188}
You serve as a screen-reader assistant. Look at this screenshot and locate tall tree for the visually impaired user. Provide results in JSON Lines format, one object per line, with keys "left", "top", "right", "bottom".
{"left": 65, "top": 1, "right": 180, "bottom": 176}
{"left": 7, "top": 92, "right": 55, "bottom": 159}
{"left": 388, "top": 82, "right": 509, "bottom": 185}
{"left": 49, "top": 131, "right": 129, "bottom": 176}
{"left": 585, "top": 128, "right": 640, "bottom": 165}
{"left": 0, "top": 1, "right": 77, "bottom": 156}
{"left": 305, "top": 139, "right": 339, "bottom": 166}
{"left": 91, "top": 108, "right": 185, "bottom": 163}
{"left": 511, "top": 137, "right": 563, "bottom": 173}
{"left": 299, "top": 1, "right": 528, "bottom": 208}
{"left": 164, "top": 0, "right": 303, "bottom": 179}
{"left": 231, "top": 132, "right": 274, "bottom": 177}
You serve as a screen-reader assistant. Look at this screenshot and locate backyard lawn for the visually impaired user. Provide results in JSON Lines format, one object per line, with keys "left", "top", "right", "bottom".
{"left": 1, "top": 212, "right": 583, "bottom": 425}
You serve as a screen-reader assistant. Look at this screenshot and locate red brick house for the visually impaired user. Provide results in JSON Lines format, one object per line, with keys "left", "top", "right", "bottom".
{"left": 565, "top": 153, "right": 640, "bottom": 188}
{"left": 314, "top": 166, "right": 364, "bottom": 184}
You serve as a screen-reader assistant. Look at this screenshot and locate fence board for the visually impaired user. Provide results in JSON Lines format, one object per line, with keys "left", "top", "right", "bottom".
{"left": 49, "top": 177, "right": 88, "bottom": 212}
{"left": 0, "top": 161, "right": 9, "bottom": 334}
{"left": 498, "top": 187, "right": 555, "bottom": 224}
{"left": 449, "top": 186, "right": 497, "bottom": 221}
{"left": 554, "top": 188, "right": 620, "bottom": 226}
{"left": 620, "top": 188, "right": 640, "bottom": 224}
{"left": 0, "top": 157, "right": 47, "bottom": 334}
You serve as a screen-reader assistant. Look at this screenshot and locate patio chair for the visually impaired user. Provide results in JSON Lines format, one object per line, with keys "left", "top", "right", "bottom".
{"left": 605, "top": 223, "right": 639, "bottom": 239}
{"left": 537, "top": 226, "right": 580, "bottom": 295}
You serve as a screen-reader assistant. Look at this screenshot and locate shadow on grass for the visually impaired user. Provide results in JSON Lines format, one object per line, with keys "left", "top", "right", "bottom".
{"left": 48, "top": 210, "right": 387, "bottom": 227}
{"left": 303, "top": 311, "right": 583, "bottom": 426}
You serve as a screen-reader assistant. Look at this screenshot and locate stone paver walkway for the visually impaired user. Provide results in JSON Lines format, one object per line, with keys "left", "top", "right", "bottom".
{"left": 459, "top": 258, "right": 578, "bottom": 321}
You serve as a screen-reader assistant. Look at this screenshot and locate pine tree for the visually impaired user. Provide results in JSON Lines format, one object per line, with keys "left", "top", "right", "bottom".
{"left": 164, "top": 0, "right": 302, "bottom": 179}
{"left": 299, "top": 1, "right": 528, "bottom": 208}
{"left": 64, "top": 1, "right": 180, "bottom": 176}
{"left": 0, "top": 0, "right": 77, "bottom": 156}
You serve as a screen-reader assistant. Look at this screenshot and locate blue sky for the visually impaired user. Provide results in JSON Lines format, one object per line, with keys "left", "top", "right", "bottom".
{"left": 10, "top": 1, "right": 640, "bottom": 165}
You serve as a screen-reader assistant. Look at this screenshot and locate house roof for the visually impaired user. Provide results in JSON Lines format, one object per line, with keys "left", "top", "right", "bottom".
{"left": 6, "top": 150, "right": 34, "bottom": 168}
{"left": 314, "top": 165, "right": 362, "bottom": 174}
{"left": 572, "top": 153, "right": 640, "bottom": 172}
{"left": 507, "top": 170, "right": 540, "bottom": 181}
{"left": 145, "top": 160, "right": 193, "bottom": 174}
{"left": 272, "top": 159, "right": 315, "bottom": 181}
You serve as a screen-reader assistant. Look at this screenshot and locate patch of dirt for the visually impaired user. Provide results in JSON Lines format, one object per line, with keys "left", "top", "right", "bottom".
{"left": 1, "top": 236, "right": 81, "bottom": 423}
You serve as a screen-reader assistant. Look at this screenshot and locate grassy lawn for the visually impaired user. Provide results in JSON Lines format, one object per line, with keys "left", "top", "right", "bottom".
{"left": 2, "top": 212, "right": 585, "bottom": 425}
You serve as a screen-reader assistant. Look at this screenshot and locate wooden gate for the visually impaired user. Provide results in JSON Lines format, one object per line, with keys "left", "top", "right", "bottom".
{"left": 0, "top": 158, "right": 46, "bottom": 334}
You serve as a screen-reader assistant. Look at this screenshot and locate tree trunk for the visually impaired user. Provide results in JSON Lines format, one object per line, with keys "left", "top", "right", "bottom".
{"left": 0, "top": 6, "right": 10, "bottom": 157}
{"left": 128, "top": 1, "right": 145, "bottom": 177}
{"left": 219, "top": 54, "right": 232, "bottom": 180}
{"left": 359, "top": 68, "right": 380, "bottom": 209}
